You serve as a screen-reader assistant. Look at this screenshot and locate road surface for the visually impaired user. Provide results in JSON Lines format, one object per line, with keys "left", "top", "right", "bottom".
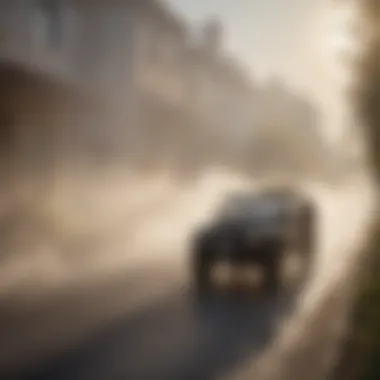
{"left": 0, "top": 173, "right": 374, "bottom": 380}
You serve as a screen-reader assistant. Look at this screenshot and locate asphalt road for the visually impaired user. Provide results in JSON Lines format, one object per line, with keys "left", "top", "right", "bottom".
{"left": 0, "top": 176, "right": 374, "bottom": 380}
{"left": 1, "top": 274, "right": 297, "bottom": 380}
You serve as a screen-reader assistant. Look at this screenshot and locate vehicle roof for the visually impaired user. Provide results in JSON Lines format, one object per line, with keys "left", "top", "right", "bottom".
{"left": 255, "top": 186, "right": 303, "bottom": 201}
{"left": 216, "top": 190, "right": 295, "bottom": 221}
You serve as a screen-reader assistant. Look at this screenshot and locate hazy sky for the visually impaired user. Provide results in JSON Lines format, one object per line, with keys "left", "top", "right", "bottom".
{"left": 166, "top": 0, "right": 319, "bottom": 80}
{"left": 165, "top": 0, "right": 353, "bottom": 140}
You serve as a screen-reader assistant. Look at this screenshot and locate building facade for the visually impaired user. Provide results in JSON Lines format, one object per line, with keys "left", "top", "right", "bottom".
{"left": 0, "top": 0, "right": 191, "bottom": 155}
{"left": 0, "top": 0, "right": 323, "bottom": 175}
{"left": 186, "top": 19, "right": 257, "bottom": 166}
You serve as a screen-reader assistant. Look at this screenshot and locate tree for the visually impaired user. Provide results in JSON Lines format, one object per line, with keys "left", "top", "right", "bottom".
{"left": 332, "top": 1, "right": 380, "bottom": 379}
{"left": 354, "top": 0, "right": 380, "bottom": 181}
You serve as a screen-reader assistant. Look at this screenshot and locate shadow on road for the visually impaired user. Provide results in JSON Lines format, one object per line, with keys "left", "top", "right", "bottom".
{"left": 5, "top": 286, "right": 297, "bottom": 380}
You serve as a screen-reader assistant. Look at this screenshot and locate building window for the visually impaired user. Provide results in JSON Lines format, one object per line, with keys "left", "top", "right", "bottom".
{"left": 37, "top": 0, "right": 62, "bottom": 50}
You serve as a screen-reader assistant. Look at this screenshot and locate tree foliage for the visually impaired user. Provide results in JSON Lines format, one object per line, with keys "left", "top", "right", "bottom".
{"left": 353, "top": 0, "right": 380, "bottom": 181}
{"left": 332, "top": 1, "right": 380, "bottom": 379}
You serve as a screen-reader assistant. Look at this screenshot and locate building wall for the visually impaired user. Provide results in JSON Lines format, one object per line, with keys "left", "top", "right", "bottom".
{"left": 74, "top": 4, "right": 137, "bottom": 98}
{"left": 188, "top": 21, "right": 256, "bottom": 162}
{"left": 0, "top": 1, "right": 138, "bottom": 97}
{"left": 0, "top": 1, "right": 254, "bottom": 127}
{"left": 0, "top": 0, "right": 264, "bottom": 170}
{"left": 0, "top": 1, "right": 37, "bottom": 54}
{"left": 133, "top": 3, "right": 189, "bottom": 109}
{"left": 0, "top": 1, "right": 79, "bottom": 77}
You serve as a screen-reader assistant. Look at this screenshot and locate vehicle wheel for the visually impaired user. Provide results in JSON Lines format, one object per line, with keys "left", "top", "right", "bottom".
{"left": 262, "top": 239, "right": 284, "bottom": 294}
{"left": 301, "top": 205, "right": 316, "bottom": 256}
{"left": 298, "top": 204, "right": 316, "bottom": 282}
{"left": 263, "top": 258, "right": 282, "bottom": 294}
{"left": 193, "top": 250, "right": 213, "bottom": 297}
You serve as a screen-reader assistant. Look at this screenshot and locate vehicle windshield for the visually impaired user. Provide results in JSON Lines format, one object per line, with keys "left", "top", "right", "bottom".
{"left": 217, "top": 194, "right": 283, "bottom": 222}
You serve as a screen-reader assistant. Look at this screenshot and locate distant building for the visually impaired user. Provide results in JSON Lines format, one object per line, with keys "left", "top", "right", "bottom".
{"left": 0, "top": 1, "right": 187, "bottom": 98}
{"left": 0, "top": 1, "right": 73, "bottom": 75}
{"left": 252, "top": 79, "right": 322, "bottom": 137}
{"left": 0, "top": 1, "right": 192, "bottom": 152}
{"left": 0, "top": 0, "right": 260, "bottom": 170}
{"left": 187, "top": 18, "right": 256, "bottom": 162}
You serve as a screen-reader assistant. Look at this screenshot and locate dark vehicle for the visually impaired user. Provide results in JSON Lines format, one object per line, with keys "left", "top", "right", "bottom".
{"left": 191, "top": 187, "right": 316, "bottom": 295}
